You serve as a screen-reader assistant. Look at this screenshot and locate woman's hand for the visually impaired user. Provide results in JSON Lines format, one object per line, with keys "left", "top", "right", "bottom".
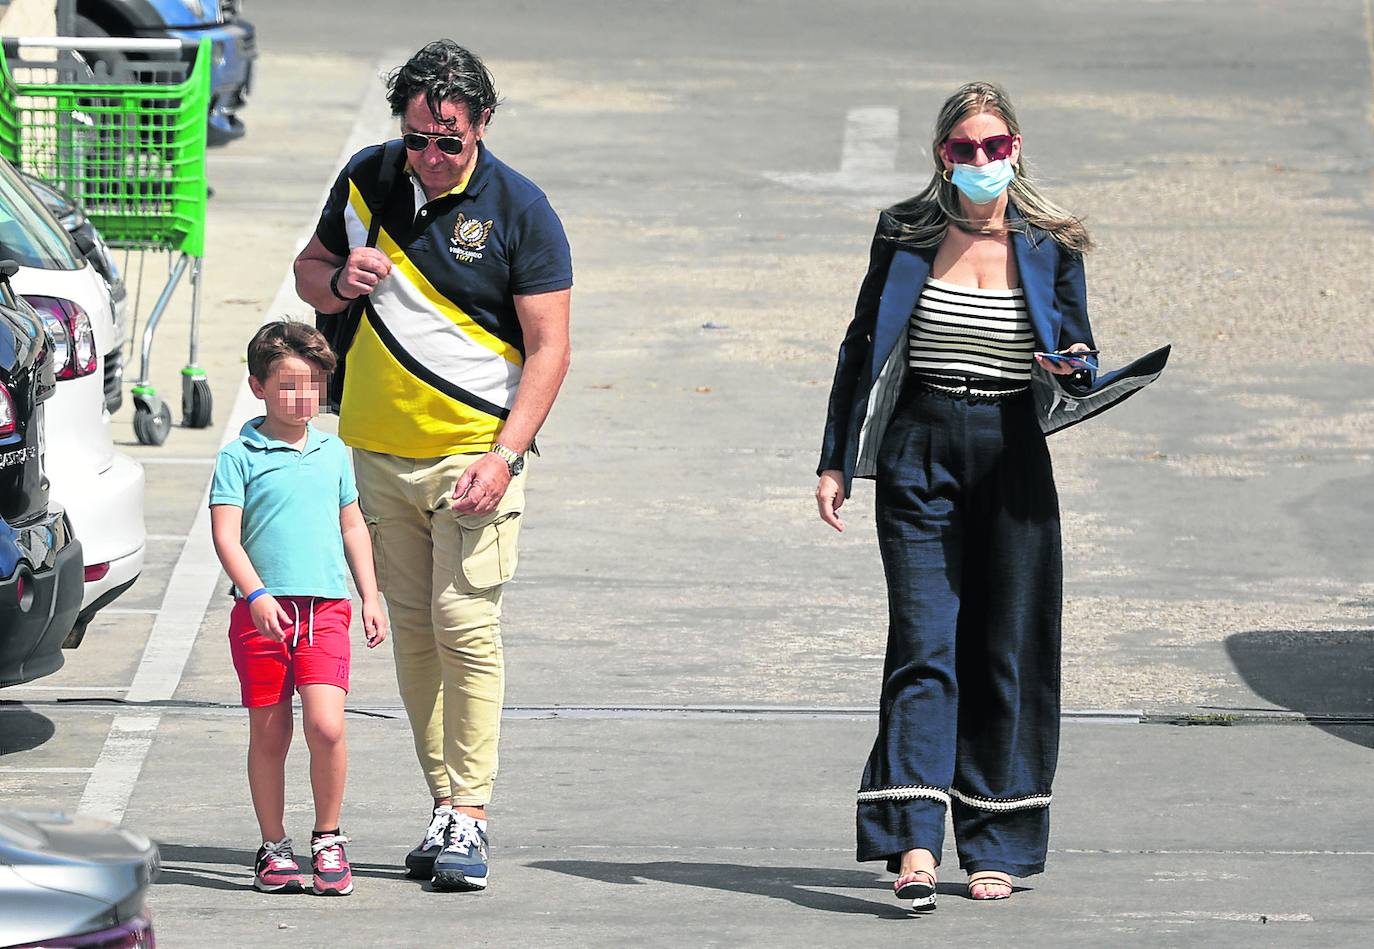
{"left": 816, "top": 469, "right": 846, "bottom": 532}
{"left": 1034, "top": 342, "right": 1094, "bottom": 376}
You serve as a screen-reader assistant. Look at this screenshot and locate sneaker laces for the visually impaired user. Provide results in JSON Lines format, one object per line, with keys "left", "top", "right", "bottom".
{"left": 311, "top": 833, "right": 349, "bottom": 871}
{"left": 260, "top": 837, "right": 297, "bottom": 872}
{"left": 423, "top": 807, "right": 454, "bottom": 850}
{"left": 443, "top": 816, "right": 481, "bottom": 854}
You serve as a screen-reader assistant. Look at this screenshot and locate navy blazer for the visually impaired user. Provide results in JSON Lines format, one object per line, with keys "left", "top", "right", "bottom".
{"left": 818, "top": 211, "right": 1098, "bottom": 497}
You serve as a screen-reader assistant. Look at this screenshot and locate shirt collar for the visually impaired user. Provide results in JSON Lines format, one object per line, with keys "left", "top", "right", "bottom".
{"left": 238, "top": 417, "right": 325, "bottom": 454}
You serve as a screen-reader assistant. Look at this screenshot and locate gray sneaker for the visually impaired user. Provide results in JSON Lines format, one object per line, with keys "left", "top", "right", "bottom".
{"left": 431, "top": 814, "right": 489, "bottom": 891}
{"left": 404, "top": 806, "right": 454, "bottom": 879}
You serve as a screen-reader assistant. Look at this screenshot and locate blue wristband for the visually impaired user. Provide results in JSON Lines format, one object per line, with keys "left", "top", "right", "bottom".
{"left": 244, "top": 587, "right": 269, "bottom": 604}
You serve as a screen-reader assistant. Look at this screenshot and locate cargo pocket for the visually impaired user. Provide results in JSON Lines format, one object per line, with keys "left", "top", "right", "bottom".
{"left": 363, "top": 513, "right": 387, "bottom": 591}
{"left": 456, "top": 510, "right": 521, "bottom": 593}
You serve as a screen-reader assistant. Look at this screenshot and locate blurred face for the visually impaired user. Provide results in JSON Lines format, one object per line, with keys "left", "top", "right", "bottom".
{"left": 402, "top": 94, "right": 488, "bottom": 197}
{"left": 250, "top": 354, "right": 323, "bottom": 426}
{"left": 940, "top": 111, "right": 1021, "bottom": 171}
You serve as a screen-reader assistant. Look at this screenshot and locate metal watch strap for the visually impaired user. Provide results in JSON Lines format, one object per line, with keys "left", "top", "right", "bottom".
{"left": 490, "top": 443, "right": 522, "bottom": 474}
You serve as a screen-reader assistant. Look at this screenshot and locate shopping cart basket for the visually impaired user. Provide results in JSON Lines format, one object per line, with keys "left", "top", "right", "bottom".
{"left": 0, "top": 35, "right": 211, "bottom": 445}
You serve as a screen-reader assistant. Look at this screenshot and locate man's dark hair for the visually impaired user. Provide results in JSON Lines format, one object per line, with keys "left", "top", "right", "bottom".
{"left": 247, "top": 320, "right": 336, "bottom": 381}
{"left": 386, "top": 40, "right": 501, "bottom": 128}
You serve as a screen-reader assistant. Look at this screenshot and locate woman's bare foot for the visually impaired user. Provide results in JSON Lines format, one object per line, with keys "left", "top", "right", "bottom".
{"left": 967, "top": 870, "right": 1013, "bottom": 900}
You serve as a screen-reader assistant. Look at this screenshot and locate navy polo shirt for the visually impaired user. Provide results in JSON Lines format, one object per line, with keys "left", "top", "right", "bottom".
{"left": 314, "top": 140, "right": 573, "bottom": 457}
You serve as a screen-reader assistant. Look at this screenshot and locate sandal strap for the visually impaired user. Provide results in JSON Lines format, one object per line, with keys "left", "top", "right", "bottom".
{"left": 897, "top": 869, "right": 936, "bottom": 886}
{"left": 968, "top": 872, "right": 1013, "bottom": 888}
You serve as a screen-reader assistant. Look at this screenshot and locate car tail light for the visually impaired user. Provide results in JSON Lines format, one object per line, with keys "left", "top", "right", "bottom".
{"left": 25, "top": 296, "right": 98, "bottom": 381}
{"left": 0, "top": 381, "right": 15, "bottom": 436}
{"left": 84, "top": 562, "right": 111, "bottom": 582}
{"left": 10, "top": 911, "right": 154, "bottom": 947}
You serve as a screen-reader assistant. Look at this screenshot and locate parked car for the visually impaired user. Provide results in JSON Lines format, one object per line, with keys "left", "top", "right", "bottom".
{"left": 0, "top": 809, "right": 158, "bottom": 947}
{"left": 21, "top": 173, "right": 128, "bottom": 416}
{"left": 1, "top": 260, "right": 83, "bottom": 688}
{"left": 73, "top": 0, "right": 257, "bottom": 146}
{"left": 0, "top": 156, "right": 145, "bottom": 647}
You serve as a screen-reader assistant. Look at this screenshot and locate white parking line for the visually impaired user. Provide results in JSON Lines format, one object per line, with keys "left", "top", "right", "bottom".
{"left": 80, "top": 60, "right": 395, "bottom": 823}
{"left": 0, "top": 767, "right": 96, "bottom": 774}
{"left": 78, "top": 713, "right": 159, "bottom": 821}
{"left": 761, "top": 106, "right": 911, "bottom": 205}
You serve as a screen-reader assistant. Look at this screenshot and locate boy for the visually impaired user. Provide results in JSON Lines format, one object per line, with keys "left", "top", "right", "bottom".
{"left": 209, "top": 321, "right": 388, "bottom": 896}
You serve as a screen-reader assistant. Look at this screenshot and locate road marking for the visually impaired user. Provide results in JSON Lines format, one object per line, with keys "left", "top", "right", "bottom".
{"left": 0, "top": 767, "right": 96, "bottom": 774}
{"left": 1114, "top": 911, "right": 1312, "bottom": 923}
{"left": 78, "top": 714, "right": 160, "bottom": 822}
{"left": 145, "top": 533, "right": 187, "bottom": 541}
{"left": 82, "top": 60, "right": 395, "bottom": 823}
{"left": 761, "top": 106, "right": 914, "bottom": 207}
{"left": 4, "top": 684, "right": 129, "bottom": 691}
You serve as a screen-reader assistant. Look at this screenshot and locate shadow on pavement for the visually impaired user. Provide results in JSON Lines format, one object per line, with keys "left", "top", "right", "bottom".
{"left": 1225, "top": 628, "right": 1374, "bottom": 749}
{"left": 0, "top": 706, "right": 56, "bottom": 756}
{"left": 154, "top": 842, "right": 410, "bottom": 891}
{"left": 528, "top": 860, "right": 941, "bottom": 918}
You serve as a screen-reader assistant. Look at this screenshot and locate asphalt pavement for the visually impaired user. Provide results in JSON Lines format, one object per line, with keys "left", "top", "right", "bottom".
{"left": 2, "top": 1, "right": 1373, "bottom": 946}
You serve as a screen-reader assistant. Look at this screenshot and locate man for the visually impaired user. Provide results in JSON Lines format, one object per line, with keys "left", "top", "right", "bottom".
{"left": 294, "top": 39, "right": 572, "bottom": 893}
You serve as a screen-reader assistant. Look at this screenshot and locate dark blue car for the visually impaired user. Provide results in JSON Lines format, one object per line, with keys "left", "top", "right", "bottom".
{"left": 0, "top": 259, "right": 83, "bottom": 688}
{"left": 72, "top": 0, "right": 256, "bottom": 145}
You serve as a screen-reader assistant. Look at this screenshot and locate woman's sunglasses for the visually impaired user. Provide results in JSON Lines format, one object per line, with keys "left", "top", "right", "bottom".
{"left": 402, "top": 131, "right": 465, "bottom": 155}
{"left": 941, "top": 134, "right": 1014, "bottom": 164}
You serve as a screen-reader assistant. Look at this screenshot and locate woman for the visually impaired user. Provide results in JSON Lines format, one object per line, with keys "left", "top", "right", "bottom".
{"left": 815, "top": 81, "right": 1096, "bottom": 910}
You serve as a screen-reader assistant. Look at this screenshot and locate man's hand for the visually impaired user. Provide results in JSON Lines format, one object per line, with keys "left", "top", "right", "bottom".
{"left": 816, "top": 469, "right": 846, "bottom": 533}
{"left": 361, "top": 596, "right": 388, "bottom": 648}
{"left": 336, "top": 247, "right": 393, "bottom": 299}
{"left": 450, "top": 453, "right": 512, "bottom": 517}
{"left": 249, "top": 594, "right": 291, "bottom": 642}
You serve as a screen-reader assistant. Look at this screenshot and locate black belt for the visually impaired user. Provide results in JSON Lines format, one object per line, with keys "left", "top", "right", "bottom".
{"left": 911, "top": 373, "right": 1029, "bottom": 401}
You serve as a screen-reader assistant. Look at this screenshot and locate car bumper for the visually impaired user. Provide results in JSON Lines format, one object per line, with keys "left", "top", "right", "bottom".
{"left": 169, "top": 21, "right": 257, "bottom": 145}
{"left": 0, "top": 514, "right": 83, "bottom": 688}
{"left": 48, "top": 451, "right": 145, "bottom": 614}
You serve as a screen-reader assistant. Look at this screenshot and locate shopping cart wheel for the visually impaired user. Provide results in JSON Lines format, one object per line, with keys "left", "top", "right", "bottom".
{"left": 132, "top": 389, "right": 173, "bottom": 446}
{"left": 182, "top": 370, "right": 213, "bottom": 429}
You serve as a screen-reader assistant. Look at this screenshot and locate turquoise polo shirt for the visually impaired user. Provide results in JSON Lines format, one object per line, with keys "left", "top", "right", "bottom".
{"left": 209, "top": 418, "right": 358, "bottom": 599}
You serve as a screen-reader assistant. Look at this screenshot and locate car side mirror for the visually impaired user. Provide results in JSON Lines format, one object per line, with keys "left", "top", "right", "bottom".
{"left": 0, "top": 258, "right": 18, "bottom": 281}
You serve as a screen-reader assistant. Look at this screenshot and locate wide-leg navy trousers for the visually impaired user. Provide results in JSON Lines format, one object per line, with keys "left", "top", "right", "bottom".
{"left": 857, "top": 382, "right": 1062, "bottom": 877}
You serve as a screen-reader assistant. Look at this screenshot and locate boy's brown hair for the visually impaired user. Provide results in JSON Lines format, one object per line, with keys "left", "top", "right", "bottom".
{"left": 246, "top": 320, "right": 337, "bottom": 381}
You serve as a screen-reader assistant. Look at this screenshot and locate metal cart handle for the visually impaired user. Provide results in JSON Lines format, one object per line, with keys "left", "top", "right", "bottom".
{"left": 1, "top": 37, "right": 197, "bottom": 55}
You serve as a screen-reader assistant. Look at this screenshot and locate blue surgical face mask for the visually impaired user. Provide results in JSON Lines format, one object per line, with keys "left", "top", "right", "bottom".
{"left": 949, "top": 159, "right": 1015, "bottom": 204}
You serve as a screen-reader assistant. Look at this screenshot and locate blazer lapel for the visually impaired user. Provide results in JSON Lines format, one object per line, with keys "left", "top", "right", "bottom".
{"left": 1009, "top": 227, "right": 1060, "bottom": 351}
{"left": 868, "top": 246, "right": 933, "bottom": 381}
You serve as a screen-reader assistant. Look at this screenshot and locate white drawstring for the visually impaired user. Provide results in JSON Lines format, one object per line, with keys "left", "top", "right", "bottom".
{"left": 288, "top": 598, "right": 317, "bottom": 648}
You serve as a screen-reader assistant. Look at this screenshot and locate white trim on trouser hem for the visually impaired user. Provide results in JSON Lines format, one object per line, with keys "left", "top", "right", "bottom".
{"left": 856, "top": 785, "right": 951, "bottom": 806}
{"left": 950, "top": 788, "right": 1052, "bottom": 812}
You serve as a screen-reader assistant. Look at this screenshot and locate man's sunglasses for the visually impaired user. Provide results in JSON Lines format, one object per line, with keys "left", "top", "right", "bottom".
{"left": 402, "top": 131, "right": 466, "bottom": 155}
{"left": 941, "top": 134, "right": 1015, "bottom": 164}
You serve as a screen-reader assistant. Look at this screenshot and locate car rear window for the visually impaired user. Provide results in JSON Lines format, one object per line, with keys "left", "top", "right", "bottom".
{"left": 0, "top": 159, "right": 81, "bottom": 271}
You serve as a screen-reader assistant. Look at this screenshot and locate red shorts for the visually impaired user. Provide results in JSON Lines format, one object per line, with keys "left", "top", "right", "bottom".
{"left": 228, "top": 595, "right": 352, "bottom": 708}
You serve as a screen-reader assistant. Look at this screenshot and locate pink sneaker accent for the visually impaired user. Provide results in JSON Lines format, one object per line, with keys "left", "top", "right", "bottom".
{"left": 254, "top": 838, "right": 307, "bottom": 893}
{"left": 311, "top": 832, "right": 354, "bottom": 896}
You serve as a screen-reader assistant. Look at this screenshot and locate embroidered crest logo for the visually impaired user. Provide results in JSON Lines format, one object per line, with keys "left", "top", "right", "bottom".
{"left": 450, "top": 213, "right": 494, "bottom": 262}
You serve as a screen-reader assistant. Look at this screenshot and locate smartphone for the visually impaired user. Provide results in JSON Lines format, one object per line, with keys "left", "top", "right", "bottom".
{"left": 1036, "top": 350, "right": 1098, "bottom": 366}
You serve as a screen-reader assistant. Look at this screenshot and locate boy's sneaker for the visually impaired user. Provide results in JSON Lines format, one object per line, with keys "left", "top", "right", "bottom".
{"left": 405, "top": 806, "right": 455, "bottom": 879}
{"left": 310, "top": 831, "right": 354, "bottom": 896}
{"left": 431, "top": 814, "right": 489, "bottom": 892}
{"left": 253, "top": 837, "right": 307, "bottom": 893}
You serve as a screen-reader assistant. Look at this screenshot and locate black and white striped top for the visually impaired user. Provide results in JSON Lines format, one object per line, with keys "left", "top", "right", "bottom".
{"left": 909, "top": 277, "right": 1034, "bottom": 381}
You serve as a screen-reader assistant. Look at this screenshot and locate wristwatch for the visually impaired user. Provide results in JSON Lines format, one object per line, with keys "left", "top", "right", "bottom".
{"left": 490, "top": 443, "right": 524, "bottom": 476}
{"left": 329, "top": 266, "right": 357, "bottom": 301}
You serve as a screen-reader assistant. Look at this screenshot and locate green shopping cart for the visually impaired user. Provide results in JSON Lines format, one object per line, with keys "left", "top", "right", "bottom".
{"left": 0, "top": 35, "right": 211, "bottom": 445}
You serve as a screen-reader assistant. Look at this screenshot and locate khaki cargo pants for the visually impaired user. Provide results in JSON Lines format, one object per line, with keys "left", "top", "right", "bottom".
{"left": 354, "top": 448, "right": 525, "bottom": 806}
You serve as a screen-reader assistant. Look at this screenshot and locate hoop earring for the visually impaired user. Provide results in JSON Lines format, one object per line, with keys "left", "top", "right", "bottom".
{"left": 941, "top": 169, "right": 952, "bottom": 183}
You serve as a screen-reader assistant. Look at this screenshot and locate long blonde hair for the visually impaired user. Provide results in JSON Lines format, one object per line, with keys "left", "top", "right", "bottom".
{"left": 885, "top": 81, "right": 1091, "bottom": 253}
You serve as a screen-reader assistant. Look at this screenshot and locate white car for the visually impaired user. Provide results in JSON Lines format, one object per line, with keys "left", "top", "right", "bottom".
{"left": 0, "top": 157, "right": 145, "bottom": 644}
